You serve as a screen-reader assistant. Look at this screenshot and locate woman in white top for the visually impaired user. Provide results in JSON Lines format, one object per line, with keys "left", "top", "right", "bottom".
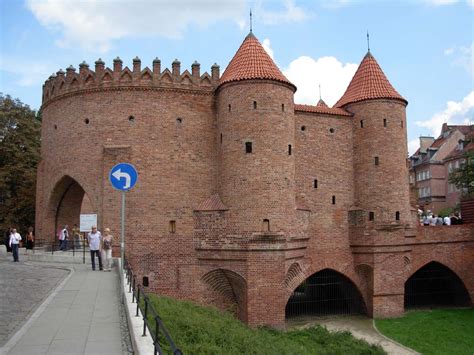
{"left": 9, "top": 228, "right": 22, "bottom": 262}
{"left": 101, "top": 228, "right": 113, "bottom": 271}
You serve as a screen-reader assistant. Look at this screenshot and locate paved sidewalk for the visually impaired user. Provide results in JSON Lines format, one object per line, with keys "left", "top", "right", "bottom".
{"left": 2, "top": 262, "right": 126, "bottom": 355}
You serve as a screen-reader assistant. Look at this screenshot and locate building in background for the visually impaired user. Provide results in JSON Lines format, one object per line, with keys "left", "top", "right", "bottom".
{"left": 409, "top": 123, "right": 474, "bottom": 213}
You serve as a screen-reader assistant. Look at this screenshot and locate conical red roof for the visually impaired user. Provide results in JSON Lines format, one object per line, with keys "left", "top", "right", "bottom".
{"left": 316, "top": 98, "right": 328, "bottom": 108}
{"left": 335, "top": 52, "right": 406, "bottom": 108}
{"left": 219, "top": 32, "right": 295, "bottom": 90}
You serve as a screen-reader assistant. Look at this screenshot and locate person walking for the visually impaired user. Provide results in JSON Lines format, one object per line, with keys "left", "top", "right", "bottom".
{"left": 4, "top": 227, "right": 12, "bottom": 253}
{"left": 59, "top": 225, "right": 69, "bottom": 250}
{"left": 25, "top": 226, "right": 35, "bottom": 254}
{"left": 101, "top": 228, "right": 113, "bottom": 271}
{"left": 9, "top": 228, "right": 22, "bottom": 262}
{"left": 87, "top": 226, "right": 103, "bottom": 271}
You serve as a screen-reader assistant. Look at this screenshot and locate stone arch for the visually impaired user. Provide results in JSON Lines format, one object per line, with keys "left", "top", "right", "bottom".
{"left": 405, "top": 261, "right": 471, "bottom": 309}
{"left": 284, "top": 262, "right": 303, "bottom": 288}
{"left": 201, "top": 269, "right": 247, "bottom": 322}
{"left": 285, "top": 268, "right": 367, "bottom": 319}
{"left": 45, "top": 175, "right": 95, "bottom": 243}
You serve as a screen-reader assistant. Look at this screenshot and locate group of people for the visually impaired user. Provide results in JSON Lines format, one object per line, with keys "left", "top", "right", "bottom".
{"left": 3, "top": 224, "right": 114, "bottom": 271}
{"left": 422, "top": 213, "right": 463, "bottom": 226}
{"left": 4, "top": 226, "right": 35, "bottom": 262}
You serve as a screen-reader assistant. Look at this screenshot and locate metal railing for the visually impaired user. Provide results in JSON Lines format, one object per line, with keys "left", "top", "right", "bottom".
{"left": 32, "top": 237, "right": 88, "bottom": 264}
{"left": 125, "top": 262, "right": 182, "bottom": 355}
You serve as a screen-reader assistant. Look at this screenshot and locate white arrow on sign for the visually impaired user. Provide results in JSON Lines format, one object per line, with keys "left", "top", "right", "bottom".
{"left": 112, "top": 169, "right": 131, "bottom": 189}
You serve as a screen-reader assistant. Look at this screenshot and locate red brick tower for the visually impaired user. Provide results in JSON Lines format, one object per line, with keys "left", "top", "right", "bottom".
{"left": 216, "top": 32, "right": 297, "bottom": 234}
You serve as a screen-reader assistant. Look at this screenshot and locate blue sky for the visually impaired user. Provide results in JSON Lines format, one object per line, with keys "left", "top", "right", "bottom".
{"left": 1, "top": 0, "right": 472, "bottom": 154}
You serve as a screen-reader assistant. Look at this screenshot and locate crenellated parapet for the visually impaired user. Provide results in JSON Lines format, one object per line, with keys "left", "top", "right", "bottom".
{"left": 42, "top": 57, "right": 221, "bottom": 106}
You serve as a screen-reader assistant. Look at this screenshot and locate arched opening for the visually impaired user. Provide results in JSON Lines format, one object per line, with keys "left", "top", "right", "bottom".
{"left": 202, "top": 269, "right": 248, "bottom": 322}
{"left": 405, "top": 261, "right": 470, "bottom": 309}
{"left": 46, "top": 176, "right": 94, "bottom": 244}
{"left": 286, "top": 269, "right": 366, "bottom": 319}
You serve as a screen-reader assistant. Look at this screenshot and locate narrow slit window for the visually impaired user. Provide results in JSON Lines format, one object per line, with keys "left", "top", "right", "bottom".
{"left": 220, "top": 133, "right": 223, "bottom": 144}
{"left": 401, "top": 120, "right": 404, "bottom": 128}
{"left": 245, "top": 141, "right": 252, "bottom": 154}
{"left": 253, "top": 101, "right": 257, "bottom": 109}
{"left": 169, "top": 220, "right": 176, "bottom": 233}
{"left": 375, "top": 156, "right": 379, "bottom": 166}
{"left": 228, "top": 104, "right": 231, "bottom": 112}
{"left": 332, "top": 195, "right": 336, "bottom": 205}
{"left": 281, "top": 104, "right": 285, "bottom": 112}
{"left": 383, "top": 118, "right": 387, "bottom": 127}
{"left": 288, "top": 144, "right": 292, "bottom": 155}
{"left": 360, "top": 120, "right": 364, "bottom": 128}
{"left": 395, "top": 211, "right": 400, "bottom": 221}
{"left": 314, "top": 179, "right": 318, "bottom": 188}
{"left": 369, "top": 211, "right": 375, "bottom": 221}
{"left": 263, "top": 219, "right": 270, "bottom": 232}
{"left": 301, "top": 126, "right": 306, "bottom": 131}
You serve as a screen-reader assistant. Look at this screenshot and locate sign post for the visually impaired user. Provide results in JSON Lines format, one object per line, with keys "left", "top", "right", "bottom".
{"left": 109, "top": 163, "right": 138, "bottom": 302}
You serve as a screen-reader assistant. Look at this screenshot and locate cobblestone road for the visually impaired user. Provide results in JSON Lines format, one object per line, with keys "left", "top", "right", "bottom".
{"left": 0, "top": 255, "right": 69, "bottom": 347}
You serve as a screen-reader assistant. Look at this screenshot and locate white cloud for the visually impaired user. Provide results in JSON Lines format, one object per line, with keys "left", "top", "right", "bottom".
{"left": 26, "top": 0, "right": 247, "bottom": 53}
{"left": 321, "top": 0, "right": 352, "bottom": 9}
{"left": 415, "top": 91, "right": 474, "bottom": 136}
{"left": 444, "top": 43, "right": 474, "bottom": 76}
{"left": 254, "top": 0, "right": 310, "bottom": 25}
{"left": 424, "top": 0, "right": 459, "bottom": 5}
{"left": 262, "top": 38, "right": 274, "bottom": 60}
{"left": 408, "top": 138, "right": 420, "bottom": 156}
{"left": 0, "top": 56, "right": 55, "bottom": 87}
{"left": 283, "top": 56, "right": 358, "bottom": 107}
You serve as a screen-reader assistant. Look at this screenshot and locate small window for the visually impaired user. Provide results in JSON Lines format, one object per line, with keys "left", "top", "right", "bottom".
{"left": 369, "top": 211, "right": 374, "bottom": 221}
{"left": 263, "top": 219, "right": 270, "bottom": 232}
{"left": 54, "top": 124, "right": 58, "bottom": 130}
{"left": 220, "top": 133, "right": 223, "bottom": 144}
{"left": 329, "top": 128, "right": 335, "bottom": 134}
{"left": 332, "top": 195, "right": 336, "bottom": 205}
{"left": 142, "top": 276, "right": 149, "bottom": 287}
{"left": 401, "top": 120, "right": 404, "bottom": 128}
{"left": 128, "top": 115, "right": 135, "bottom": 122}
{"left": 360, "top": 120, "right": 364, "bottom": 128}
{"left": 169, "top": 220, "right": 176, "bottom": 233}
{"left": 228, "top": 104, "right": 231, "bottom": 112}
{"left": 314, "top": 179, "right": 318, "bottom": 188}
{"left": 301, "top": 126, "right": 306, "bottom": 131}
{"left": 253, "top": 101, "right": 257, "bottom": 109}
{"left": 245, "top": 141, "right": 252, "bottom": 154}
{"left": 176, "top": 117, "right": 182, "bottom": 124}
{"left": 375, "top": 156, "right": 379, "bottom": 165}
{"left": 84, "top": 118, "right": 90, "bottom": 124}
{"left": 383, "top": 118, "right": 387, "bottom": 127}
{"left": 281, "top": 104, "right": 285, "bottom": 112}
{"left": 395, "top": 211, "right": 400, "bottom": 221}
{"left": 288, "top": 144, "right": 292, "bottom": 155}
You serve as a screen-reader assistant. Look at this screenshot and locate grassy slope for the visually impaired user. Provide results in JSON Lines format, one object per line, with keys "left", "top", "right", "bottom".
{"left": 375, "top": 309, "right": 474, "bottom": 355}
{"left": 147, "top": 295, "right": 385, "bottom": 355}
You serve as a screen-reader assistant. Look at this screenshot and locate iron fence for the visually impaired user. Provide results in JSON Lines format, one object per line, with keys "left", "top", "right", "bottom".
{"left": 125, "top": 262, "right": 182, "bottom": 355}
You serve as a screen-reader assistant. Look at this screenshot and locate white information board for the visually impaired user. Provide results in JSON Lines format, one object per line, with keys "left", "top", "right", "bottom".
{"left": 80, "top": 214, "right": 97, "bottom": 232}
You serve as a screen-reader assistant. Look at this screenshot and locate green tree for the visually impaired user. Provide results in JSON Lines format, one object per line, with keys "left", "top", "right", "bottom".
{"left": 0, "top": 94, "right": 41, "bottom": 235}
{"left": 448, "top": 150, "right": 474, "bottom": 197}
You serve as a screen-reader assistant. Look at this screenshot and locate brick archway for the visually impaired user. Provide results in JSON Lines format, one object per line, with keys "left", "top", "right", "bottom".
{"left": 44, "top": 175, "right": 95, "bottom": 243}
{"left": 285, "top": 268, "right": 367, "bottom": 319}
{"left": 201, "top": 269, "right": 248, "bottom": 322}
{"left": 405, "top": 261, "right": 471, "bottom": 309}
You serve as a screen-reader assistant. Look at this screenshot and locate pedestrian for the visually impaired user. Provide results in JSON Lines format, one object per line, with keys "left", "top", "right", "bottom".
{"left": 443, "top": 215, "right": 451, "bottom": 226}
{"left": 9, "top": 228, "right": 22, "bottom": 262}
{"left": 72, "top": 223, "right": 82, "bottom": 249}
{"left": 101, "top": 228, "right": 113, "bottom": 271}
{"left": 429, "top": 214, "right": 436, "bottom": 226}
{"left": 436, "top": 215, "right": 443, "bottom": 226}
{"left": 25, "top": 226, "right": 35, "bottom": 254}
{"left": 423, "top": 215, "right": 430, "bottom": 226}
{"left": 4, "top": 227, "right": 12, "bottom": 253}
{"left": 87, "top": 226, "right": 103, "bottom": 271}
{"left": 59, "top": 225, "right": 69, "bottom": 250}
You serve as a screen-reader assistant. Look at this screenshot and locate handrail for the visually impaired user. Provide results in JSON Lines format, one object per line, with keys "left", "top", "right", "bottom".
{"left": 32, "top": 238, "right": 88, "bottom": 264}
{"left": 125, "top": 261, "right": 183, "bottom": 355}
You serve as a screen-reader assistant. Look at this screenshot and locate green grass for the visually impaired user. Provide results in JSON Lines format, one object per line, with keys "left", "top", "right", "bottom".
{"left": 144, "top": 295, "right": 385, "bottom": 355}
{"left": 375, "top": 308, "right": 474, "bottom": 355}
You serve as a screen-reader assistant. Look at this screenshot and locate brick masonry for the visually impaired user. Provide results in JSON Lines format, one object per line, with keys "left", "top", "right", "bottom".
{"left": 36, "top": 46, "right": 474, "bottom": 327}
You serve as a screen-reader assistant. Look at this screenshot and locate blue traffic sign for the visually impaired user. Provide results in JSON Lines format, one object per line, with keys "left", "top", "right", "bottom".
{"left": 109, "top": 163, "right": 138, "bottom": 191}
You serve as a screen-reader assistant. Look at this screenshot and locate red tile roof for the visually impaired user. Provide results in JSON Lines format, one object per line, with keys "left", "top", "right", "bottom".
{"left": 335, "top": 52, "right": 407, "bottom": 108}
{"left": 295, "top": 104, "right": 352, "bottom": 117}
{"left": 219, "top": 32, "right": 295, "bottom": 90}
{"left": 195, "top": 193, "right": 228, "bottom": 211}
{"left": 316, "top": 99, "right": 328, "bottom": 108}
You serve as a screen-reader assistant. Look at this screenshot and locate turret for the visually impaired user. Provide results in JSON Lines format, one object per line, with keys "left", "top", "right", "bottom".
{"left": 335, "top": 51, "right": 411, "bottom": 226}
{"left": 216, "top": 32, "right": 297, "bottom": 234}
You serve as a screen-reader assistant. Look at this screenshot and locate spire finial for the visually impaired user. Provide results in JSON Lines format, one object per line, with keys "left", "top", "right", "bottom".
{"left": 319, "top": 83, "right": 322, "bottom": 100}
{"left": 250, "top": 9, "right": 253, "bottom": 33}
{"left": 367, "top": 30, "right": 370, "bottom": 52}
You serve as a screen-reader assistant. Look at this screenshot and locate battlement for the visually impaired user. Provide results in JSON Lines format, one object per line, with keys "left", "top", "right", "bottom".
{"left": 42, "top": 57, "right": 221, "bottom": 105}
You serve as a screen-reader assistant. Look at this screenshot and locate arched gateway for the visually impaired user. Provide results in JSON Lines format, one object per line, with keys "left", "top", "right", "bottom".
{"left": 286, "top": 269, "right": 366, "bottom": 319}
